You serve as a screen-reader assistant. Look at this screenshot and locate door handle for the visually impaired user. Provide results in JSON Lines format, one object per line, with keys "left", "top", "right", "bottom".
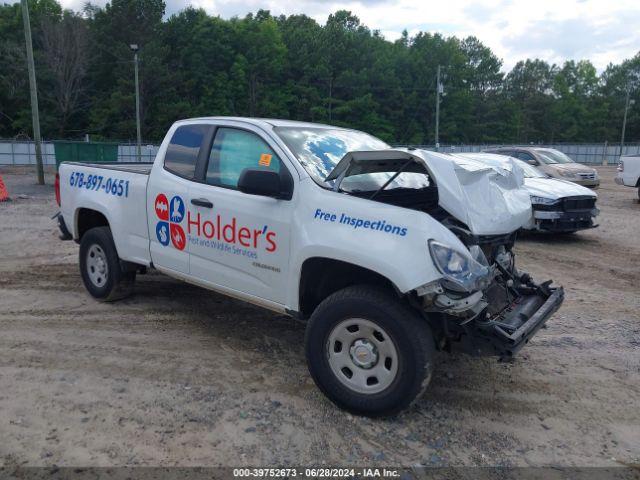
{"left": 191, "top": 198, "right": 213, "bottom": 208}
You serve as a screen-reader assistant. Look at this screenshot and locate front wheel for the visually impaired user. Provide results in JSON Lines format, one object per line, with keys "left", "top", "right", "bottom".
{"left": 305, "top": 285, "right": 435, "bottom": 416}
{"left": 79, "top": 226, "right": 135, "bottom": 301}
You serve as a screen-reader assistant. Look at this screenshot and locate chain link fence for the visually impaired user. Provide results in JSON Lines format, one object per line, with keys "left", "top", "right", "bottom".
{"left": 0, "top": 139, "right": 159, "bottom": 165}
{"left": 2, "top": 138, "right": 639, "bottom": 166}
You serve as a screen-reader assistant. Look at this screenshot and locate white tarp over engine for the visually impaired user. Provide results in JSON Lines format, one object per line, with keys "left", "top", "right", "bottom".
{"left": 326, "top": 148, "right": 532, "bottom": 236}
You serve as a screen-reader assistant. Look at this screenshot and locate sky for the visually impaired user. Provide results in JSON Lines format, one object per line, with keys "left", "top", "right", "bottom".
{"left": 56, "top": 0, "right": 639, "bottom": 72}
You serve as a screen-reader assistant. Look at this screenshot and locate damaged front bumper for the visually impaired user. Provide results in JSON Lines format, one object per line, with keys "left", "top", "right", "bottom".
{"left": 467, "top": 284, "right": 564, "bottom": 357}
{"left": 419, "top": 269, "right": 564, "bottom": 359}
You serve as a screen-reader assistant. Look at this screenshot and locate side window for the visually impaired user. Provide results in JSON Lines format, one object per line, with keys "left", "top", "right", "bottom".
{"left": 515, "top": 151, "right": 534, "bottom": 161}
{"left": 206, "top": 128, "right": 281, "bottom": 188}
{"left": 164, "top": 124, "right": 209, "bottom": 179}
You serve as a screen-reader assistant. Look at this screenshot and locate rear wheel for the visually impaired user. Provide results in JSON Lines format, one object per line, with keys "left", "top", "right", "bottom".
{"left": 79, "top": 226, "right": 135, "bottom": 301}
{"left": 305, "top": 285, "right": 435, "bottom": 416}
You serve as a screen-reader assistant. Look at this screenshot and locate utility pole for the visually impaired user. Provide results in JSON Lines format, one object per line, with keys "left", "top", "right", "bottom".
{"left": 435, "top": 65, "right": 442, "bottom": 151}
{"left": 21, "top": 0, "right": 44, "bottom": 185}
{"left": 619, "top": 85, "right": 633, "bottom": 157}
{"left": 130, "top": 44, "right": 141, "bottom": 162}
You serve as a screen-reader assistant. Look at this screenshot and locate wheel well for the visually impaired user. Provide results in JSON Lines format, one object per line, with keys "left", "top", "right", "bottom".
{"left": 76, "top": 209, "right": 109, "bottom": 240}
{"left": 299, "top": 258, "right": 397, "bottom": 318}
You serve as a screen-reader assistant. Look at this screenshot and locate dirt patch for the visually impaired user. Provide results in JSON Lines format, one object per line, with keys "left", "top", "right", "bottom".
{"left": 0, "top": 166, "right": 639, "bottom": 467}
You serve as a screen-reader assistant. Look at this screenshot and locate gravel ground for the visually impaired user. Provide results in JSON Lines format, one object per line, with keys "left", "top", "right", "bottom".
{"left": 0, "top": 165, "right": 638, "bottom": 468}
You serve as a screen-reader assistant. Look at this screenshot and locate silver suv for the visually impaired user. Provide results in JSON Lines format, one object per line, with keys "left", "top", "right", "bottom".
{"left": 485, "top": 147, "right": 600, "bottom": 188}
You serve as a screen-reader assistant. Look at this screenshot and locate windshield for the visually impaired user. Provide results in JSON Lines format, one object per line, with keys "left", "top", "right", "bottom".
{"left": 275, "top": 126, "right": 390, "bottom": 186}
{"left": 514, "top": 159, "right": 547, "bottom": 178}
{"left": 535, "top": 149, "right": 575, "bottom": 164}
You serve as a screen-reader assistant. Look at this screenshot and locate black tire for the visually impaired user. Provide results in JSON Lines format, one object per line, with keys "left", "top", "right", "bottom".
{"left": 79, "top": 226, "right": 135, "bottom": 302}
{"left": 305, "top": 285, "right": 435, "bottom": 417}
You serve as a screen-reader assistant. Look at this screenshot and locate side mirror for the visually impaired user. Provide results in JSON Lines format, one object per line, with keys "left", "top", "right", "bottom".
{"left": 527, "top": 159, "right": 539, "bottom": 166}
{"left": 238, "top": 169, "right": 292, "bottom": 199}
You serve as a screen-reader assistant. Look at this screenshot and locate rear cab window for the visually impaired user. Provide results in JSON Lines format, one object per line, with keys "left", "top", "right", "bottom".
{"left": 164, "top": 124, "right": 210, "bottom": 179}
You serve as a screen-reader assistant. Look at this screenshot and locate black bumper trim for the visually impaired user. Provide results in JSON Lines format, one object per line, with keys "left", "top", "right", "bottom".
{"left": 536, "top": 212, "right": 597, "bottom": 232}
{"left": 453, "top": 284, "right": 565, "bottom": 358}
{"left": 493, "top": 287, "right": 564, "bottom": 353}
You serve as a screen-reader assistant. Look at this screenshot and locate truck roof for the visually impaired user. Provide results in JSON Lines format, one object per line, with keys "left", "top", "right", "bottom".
{"left": 184, "top": 116, "right": 348, "bottom": 130}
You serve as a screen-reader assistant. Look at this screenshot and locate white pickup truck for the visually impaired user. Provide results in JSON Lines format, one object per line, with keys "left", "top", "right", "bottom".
{"left": 56, "top": 117, "right": 564, "bottom": 416}
{"left": 616, "top": 155, "right": 640, "bottom": 199}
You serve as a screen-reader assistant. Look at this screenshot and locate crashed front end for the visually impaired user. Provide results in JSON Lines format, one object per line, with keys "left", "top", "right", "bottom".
{"left": 416, "top": 231, "right": 563, "bottom": 358}
{"left": 327, "top": 148, "right": 564, "bottom": 358}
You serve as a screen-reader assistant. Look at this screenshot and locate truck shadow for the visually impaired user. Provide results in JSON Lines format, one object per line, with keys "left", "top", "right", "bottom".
{"left": 130, "top": 271, "right": 558, "bottom": 420}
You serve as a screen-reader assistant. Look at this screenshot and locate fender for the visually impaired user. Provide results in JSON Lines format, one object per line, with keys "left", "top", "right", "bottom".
{"left": 285, "top": 180, "right": 469, "bottom": 311}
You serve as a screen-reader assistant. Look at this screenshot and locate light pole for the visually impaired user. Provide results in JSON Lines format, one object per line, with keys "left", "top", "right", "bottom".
{"left": 619, "top": 85, "right": 635, "bottom": 157}
{"left": 434, "top": 65, "right": 442, "bottom": 151}
{"left": 21, "top": 0, "right": 44, "bottom": 184}
{"left": 130, "top": 44, "right": 141, "bottom": 162}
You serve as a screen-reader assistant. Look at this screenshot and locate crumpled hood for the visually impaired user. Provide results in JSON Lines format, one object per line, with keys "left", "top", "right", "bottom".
{"left": 524, "top": 177, "right": 598, "bottom": 200}
{"left": 326, "top": 148, "right": 532, "bottom": 236}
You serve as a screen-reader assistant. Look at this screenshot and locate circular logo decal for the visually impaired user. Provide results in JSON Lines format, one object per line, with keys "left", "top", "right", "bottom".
{"left": 156, "top": 221, "right": 170, "bottom": 246}
{"left": 154, "top": 193, "right": 169, "bottom": 221}
{"left": 170, "top": 223, "right": 186, "bottom": 251}
{"left": 170, "top": 195, "right": 185, "bottom": 223}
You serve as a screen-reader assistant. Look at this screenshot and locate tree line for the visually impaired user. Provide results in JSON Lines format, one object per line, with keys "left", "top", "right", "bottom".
{"left": 1, "top": 0, "right": 639, "bottom": 145}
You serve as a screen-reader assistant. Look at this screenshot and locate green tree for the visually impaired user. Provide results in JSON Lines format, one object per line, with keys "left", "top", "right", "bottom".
{"left": 0, "top": 0, "right": 638, "bottom": 144}
{"left": 505, "top": 59, "right": 557, "bottom": 142}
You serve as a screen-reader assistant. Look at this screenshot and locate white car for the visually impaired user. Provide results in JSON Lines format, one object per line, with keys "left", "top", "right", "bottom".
{"left": 458, "top": 153, "right": 599, "bottom": 233}
{"left": 616, "top": 155, "right": 640, "bottom": 199}
{"left": 55, "top": 118, "right": 564, "bottom": 416}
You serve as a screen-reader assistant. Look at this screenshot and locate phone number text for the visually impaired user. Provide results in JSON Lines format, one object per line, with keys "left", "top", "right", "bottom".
{"left": 69, "top": 171, "right": 130, "bottom": 198}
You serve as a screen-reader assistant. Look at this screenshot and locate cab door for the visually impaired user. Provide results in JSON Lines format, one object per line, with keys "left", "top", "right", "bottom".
{"left": 148, "top": 123, "right": 212, "bottom": 274}
{"left": 187, "top": 126, "right": 294, "bottom": 306}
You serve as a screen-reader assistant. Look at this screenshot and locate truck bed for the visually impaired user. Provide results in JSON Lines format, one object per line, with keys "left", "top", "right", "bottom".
{"left": 59, "top": 161, "right": 153, "bottom": 267}
{"left": 66, "top": 162, "right": 153, "bottom": 175}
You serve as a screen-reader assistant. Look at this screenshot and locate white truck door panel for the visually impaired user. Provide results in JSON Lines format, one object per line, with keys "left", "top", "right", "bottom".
{"left": 187, "top": 187, "right": 291, "bottom": 304}
{"left": 187, "top": 126, "right": 293, "bottom": 305}
{"left": 148, "top": 173, "right": 191, "bottom": 273}
{"left": 147, "top": 124, "right": 211, "bottom": 274}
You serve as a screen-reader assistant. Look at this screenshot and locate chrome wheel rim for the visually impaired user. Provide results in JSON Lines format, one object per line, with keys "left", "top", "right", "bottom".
{"left": 326, "top": 318, "right": 399, "bottom": 394}
{"left": 86, "top": 244, "right": 108, "bottom": 288}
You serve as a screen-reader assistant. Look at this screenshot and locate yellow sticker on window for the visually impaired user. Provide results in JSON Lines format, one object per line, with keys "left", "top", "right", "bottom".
{"left": 259, "top": 153, "right": 272, "bottom": 167}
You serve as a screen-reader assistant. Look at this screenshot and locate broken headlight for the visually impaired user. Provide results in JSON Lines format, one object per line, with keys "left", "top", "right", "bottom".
{"left": 428, "top": 240, "right": 492, "bottom": 293}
